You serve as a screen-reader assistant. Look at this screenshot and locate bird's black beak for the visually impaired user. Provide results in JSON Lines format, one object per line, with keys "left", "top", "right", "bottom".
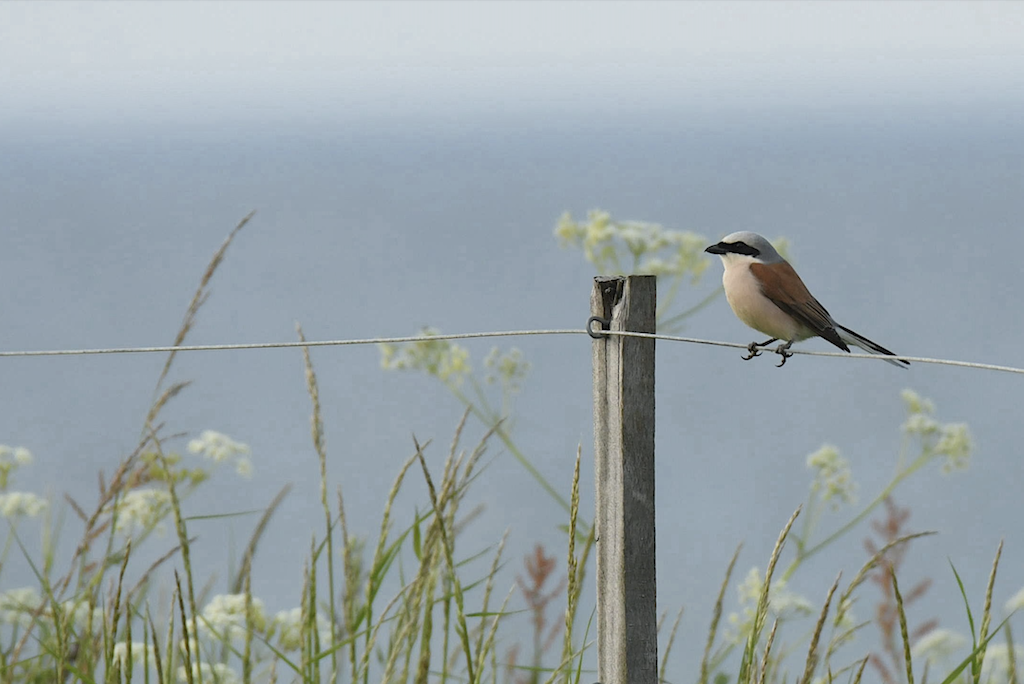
{"left": 705, "top": 242, "right": 727, "bottom": 255}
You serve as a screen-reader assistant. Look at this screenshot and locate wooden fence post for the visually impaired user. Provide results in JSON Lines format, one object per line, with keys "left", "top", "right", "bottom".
{"left": 591, "top": 275, "right": 657, "bottom": 684}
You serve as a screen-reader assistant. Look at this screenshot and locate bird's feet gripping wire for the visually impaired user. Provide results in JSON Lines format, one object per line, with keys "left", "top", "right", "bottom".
{"left": 773, "top": 340, "right": 795, "bottom": 367}
{"left": 742, "top": 338, "right": 777, "bottom": 361}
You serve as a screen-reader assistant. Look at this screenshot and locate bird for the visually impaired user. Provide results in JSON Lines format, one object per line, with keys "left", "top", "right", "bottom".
{"left": 704, "top": 231, "right": 908, "bottom": 368}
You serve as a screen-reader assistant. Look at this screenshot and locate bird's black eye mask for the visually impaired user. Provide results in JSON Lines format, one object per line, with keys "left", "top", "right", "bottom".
{"left": 707, "top": 241, "right": 760, "bottom": 257}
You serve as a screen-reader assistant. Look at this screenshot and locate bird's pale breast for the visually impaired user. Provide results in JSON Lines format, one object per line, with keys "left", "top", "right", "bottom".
{"left": 722, "top": 263, "right": 813, "bottom": 342}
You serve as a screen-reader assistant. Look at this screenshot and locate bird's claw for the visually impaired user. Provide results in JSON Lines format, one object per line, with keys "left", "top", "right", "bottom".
{"left": 774, "top": 343, "right": 794, "bottom": 367}
{"left": 741, "top": 342, "right": 762, "bottom": 360}
{"left": 742, "top": 338, "right": 777, "bottom": 361}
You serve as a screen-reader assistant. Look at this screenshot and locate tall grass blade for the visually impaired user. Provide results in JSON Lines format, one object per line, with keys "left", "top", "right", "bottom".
{"left": 798, "top": 573, "right": 841, "bottom": 684}
{"left": 700, "top": 542, "right": 742, "bottom": 684}
{"left": 888, "top": 564, "right": 914, "bottom": 684}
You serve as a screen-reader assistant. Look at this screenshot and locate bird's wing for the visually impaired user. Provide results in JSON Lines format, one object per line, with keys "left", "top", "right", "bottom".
{"left": 749, "top": 261, "right": 850, "bottom": 352}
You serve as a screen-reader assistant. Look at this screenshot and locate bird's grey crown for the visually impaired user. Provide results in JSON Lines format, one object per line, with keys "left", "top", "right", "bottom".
{"left": 717, "top": 231, "right": 784, "bottom": 264}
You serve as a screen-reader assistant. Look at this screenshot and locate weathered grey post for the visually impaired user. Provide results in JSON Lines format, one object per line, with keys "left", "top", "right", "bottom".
{"left": 591, "top": 275, "right": 657, "bottom": 684}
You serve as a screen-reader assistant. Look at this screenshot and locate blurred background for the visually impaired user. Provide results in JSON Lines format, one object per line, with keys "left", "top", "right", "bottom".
{"left": 2, "top": 1, "right": 1023, "bottom": 677}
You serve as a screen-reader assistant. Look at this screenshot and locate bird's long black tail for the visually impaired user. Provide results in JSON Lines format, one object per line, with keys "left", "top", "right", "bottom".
{"left": 836, "top": 324, "right": 909, "bottom": 368}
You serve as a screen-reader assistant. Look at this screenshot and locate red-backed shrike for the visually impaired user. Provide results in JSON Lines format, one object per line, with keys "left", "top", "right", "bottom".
{"left": 705, "top": 232, "right": 908, "bottom": 367}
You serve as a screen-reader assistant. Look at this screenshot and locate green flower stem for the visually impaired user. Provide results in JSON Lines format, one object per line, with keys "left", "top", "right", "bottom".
{"left": 658, "top": 286, "right": 725, "bottom": 331}
{"left": 447, "top": 384, "right": 577, "bottom": 520}
{"left": 655, "top": 275, "right": 685, "bottom": 323}
{"left": 782, "top": 443, "right": 934, "bottom": 582}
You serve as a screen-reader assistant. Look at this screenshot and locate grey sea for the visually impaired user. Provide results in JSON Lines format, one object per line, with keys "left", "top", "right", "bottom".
{"left": 3, "top": 100, "right": 1024, "bottom": 674}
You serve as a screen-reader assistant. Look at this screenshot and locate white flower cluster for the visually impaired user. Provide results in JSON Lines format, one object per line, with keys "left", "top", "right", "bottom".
{"left": 200, "top": 593, "right": 267, "bottom": 642}
{"left": 112, "top": 641, "right": 157, "bottom": 670}
{"left": 910, "top": 628, "right": 967, "bottom": 668}
{"left": 270, "top": 607, "right": 334, "bottom": 652}
{"left": 726, "top": 566, "right": 815, "bottom": 644}
{"left": 0, "top": 445, "right": 46, "bottom": 520}
{"left": 0, "top": 444, "right": 33, "bottom": 467}
{"left": 483, "top": 346, "right": 530, "bottom": 393}
{"left": 188, "top": 430, "right": 253, "bottom": 478}
{"left": 1, "top": 590, "right": 109, "bottom": 634}
{"left": 0, "top": 587, "right": 42, "bottom": 627}
{"left": 62, "top": 597, "right": 105, "bottom": 631}
{"left": 1005, "top": 585, "right": 1024, "bottom": 614}
{"left": 981, "top": 643, "right": 1024, "bottom": 682}
{"left": 806, "top": 444, "right": 858, "bottom": 510}
{"left": 554, "top": 209, "right": 711, "bottom": 282}
{"left": 908, "top": 625, "right": 1024, "bottom": 682}
{"left": 379, "top": 328, "right": 472, "bottom": 387}
{"left": 0, "top": 491, "right": 47, "bottom": 519}
{"left": 901, "top": 389, "right": 972, "bottom": 473}
{"left": 106, "top": 488, "right": 172, "bottom": 535}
